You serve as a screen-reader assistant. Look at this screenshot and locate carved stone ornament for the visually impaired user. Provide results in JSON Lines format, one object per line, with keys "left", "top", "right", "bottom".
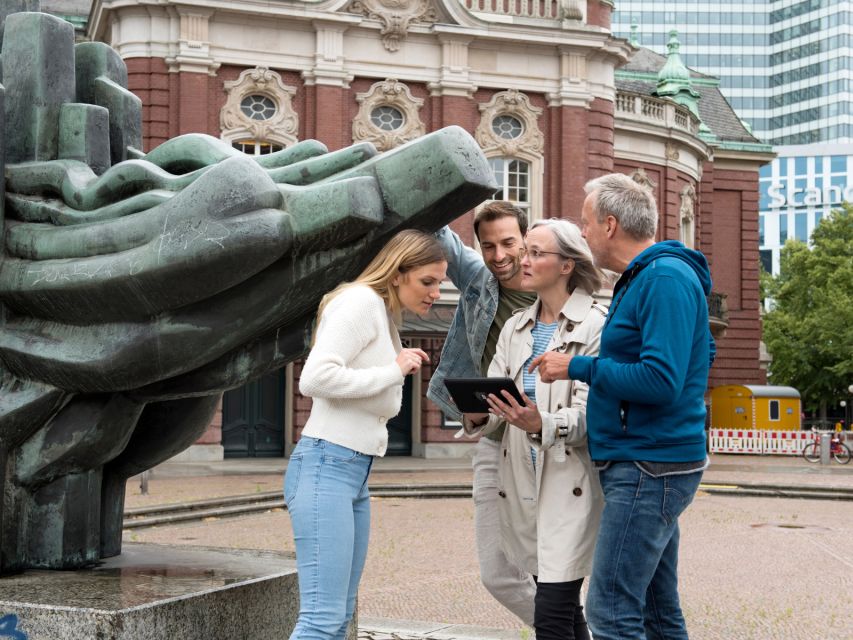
{"left": 352, "top": 79, "right": 426, "bottom": 151}
{"left": 665, "top": 141, "right": 680, "bottom": 161}
{"left": 630, "top": 167, "right": 658, "bottom": 191}
{"left": 560, "top": 0, "right": 583, "bottom": 20}
{"left": 475, "top": 90, "right": 544, "bottom": 157}
{"left": 220, "top": 67, "right": 299, "bottom": 147}
{"left": 349, "top": 0, "right": 439, "bottom": 52}
{"left": 680, "top": 183, "right": 696, "bottom": 222}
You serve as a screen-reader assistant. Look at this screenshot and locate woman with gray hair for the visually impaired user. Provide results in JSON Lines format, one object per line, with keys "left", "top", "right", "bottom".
{"left": 462, "top": 218, "right": 607, "bottom": 640}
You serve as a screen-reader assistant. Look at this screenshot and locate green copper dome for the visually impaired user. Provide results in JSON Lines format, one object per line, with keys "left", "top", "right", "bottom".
{"left": 656, "top": 30, "right": 695, "bottom": 96}
{"left": 652, "top": 29, "right": 710, "bottom": 134}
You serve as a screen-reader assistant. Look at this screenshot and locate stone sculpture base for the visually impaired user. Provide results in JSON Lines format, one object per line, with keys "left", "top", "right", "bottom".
{"left": 0, "top": 543, "right": 352, "bottom": 639}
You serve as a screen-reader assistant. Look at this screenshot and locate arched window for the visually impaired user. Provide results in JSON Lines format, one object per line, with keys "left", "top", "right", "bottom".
{"left": 475, "top": 90, "right": 544, "bottom": 219}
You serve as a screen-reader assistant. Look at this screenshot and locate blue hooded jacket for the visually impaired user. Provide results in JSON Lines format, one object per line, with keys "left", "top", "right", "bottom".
{"left": 569, "top": 241, "right": 715, "bottom": 462}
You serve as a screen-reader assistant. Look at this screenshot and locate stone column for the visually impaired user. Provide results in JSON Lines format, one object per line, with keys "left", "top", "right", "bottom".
{"left": 167, "top": 6, "right": 220, "bottom": 138}
{"left": 428, "top": 31, "right": 477, "bottom": 159}
{"left": 303, "top": 20, "right": 355, "bottom": 151}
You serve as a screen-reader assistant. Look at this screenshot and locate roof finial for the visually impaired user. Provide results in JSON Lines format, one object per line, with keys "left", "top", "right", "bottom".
{"left": 654, "top": 29, "right": 709, "bottom": 134}
{"left": 629, "top": 19, "right": 639, "bottom": 48}
{"left": 656, "top": 30, "right": 692, "bottom": 93}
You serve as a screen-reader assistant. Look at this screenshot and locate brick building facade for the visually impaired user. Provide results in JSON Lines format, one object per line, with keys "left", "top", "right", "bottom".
{"left": 88, "top": 0, "right": 773, "bottom": 458}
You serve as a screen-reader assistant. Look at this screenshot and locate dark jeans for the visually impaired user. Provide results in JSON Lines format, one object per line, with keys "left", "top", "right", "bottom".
{"left": 586, "top": 462, "right": 703, "bottom": 640}
{"left": 532, "top": 576, "right": 590, "bottom": 640}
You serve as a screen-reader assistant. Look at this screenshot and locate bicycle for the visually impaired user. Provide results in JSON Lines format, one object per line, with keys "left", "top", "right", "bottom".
{"left": 802, "top": 431, "right": 852, "bottom": 464}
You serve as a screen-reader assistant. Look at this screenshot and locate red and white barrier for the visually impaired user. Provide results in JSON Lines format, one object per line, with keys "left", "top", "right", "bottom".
{"left": 762, "top": 430, "right": 811, "bottom": 455}
{"left": 709, "top": 429, "right": 763, "bottom": 454}
{"left": 708, "top": 429, "right": 812, "bottom": 455}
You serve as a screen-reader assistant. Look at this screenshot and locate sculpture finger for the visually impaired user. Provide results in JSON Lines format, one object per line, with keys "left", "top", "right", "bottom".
{"left": 100, "top": 394, "right": 222, "bottom": 558}
{"left": 6, "top": 190, "right": 173, "bottom": 226}
{"left": 130, "top": 313, "right": 314, "bottom": 401}
{"left": 0, "top": 368, "right": 69, "bottom": 450}
{"left": 268, "top": 142, "right": 377, "bottom": 185}
{"left": 5, "top": 158, "right": 203, "bottom": 211}
{"left": 4, "top": 155, "right": 282, "bottom": 260}
{"left": 14, "top": 393, "right": 144, "bottom": 488}
{"left": 0, "top": 158, "right": 291, "bottom": 322}
{"left": 321, "top": 125, "right": 498, "bottom": 226}
{"left": 284, "top": 176, "right": 384, "bottom": 253}
{"left": 139, "top": 133, "right": 328, "bottom": 174}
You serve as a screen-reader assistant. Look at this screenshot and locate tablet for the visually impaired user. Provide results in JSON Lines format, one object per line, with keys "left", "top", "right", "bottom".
{"left": 443, "top": 377, "right": 524, "bottom": 413}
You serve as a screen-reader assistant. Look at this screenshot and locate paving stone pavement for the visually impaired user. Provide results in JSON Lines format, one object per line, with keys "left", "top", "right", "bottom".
{"left": 124, "top": 454, "right": 853, "bottom": 640}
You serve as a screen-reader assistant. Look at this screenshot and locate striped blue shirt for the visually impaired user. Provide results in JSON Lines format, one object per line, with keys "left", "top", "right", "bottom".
{"left": 522, "top": 319, "right": 558, "bottom": 404}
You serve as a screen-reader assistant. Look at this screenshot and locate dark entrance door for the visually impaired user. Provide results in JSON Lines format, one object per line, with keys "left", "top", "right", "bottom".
{"left": 386, "top": 376, "right": 413, "bottom": 456}
{"left": 222, "top": 369, "right": 285, "bottom": 458}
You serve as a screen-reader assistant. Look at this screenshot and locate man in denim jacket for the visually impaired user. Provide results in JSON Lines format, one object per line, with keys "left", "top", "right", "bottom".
{"left": 427, "top": 202, "right": 537, "bottom": 625}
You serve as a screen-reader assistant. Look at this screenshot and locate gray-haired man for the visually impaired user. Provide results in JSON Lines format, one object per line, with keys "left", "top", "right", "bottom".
{"left": 531, "top": 174, "right": 714, "bottom": 639}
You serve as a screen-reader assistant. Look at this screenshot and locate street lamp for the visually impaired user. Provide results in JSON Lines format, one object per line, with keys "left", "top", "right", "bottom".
{"left": 848, "top": 384, "right": 853, "bottom": 430}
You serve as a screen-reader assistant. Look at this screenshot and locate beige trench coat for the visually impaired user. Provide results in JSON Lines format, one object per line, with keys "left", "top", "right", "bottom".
{"left": 464, "top": 288, "right": 606, "bottom": 583}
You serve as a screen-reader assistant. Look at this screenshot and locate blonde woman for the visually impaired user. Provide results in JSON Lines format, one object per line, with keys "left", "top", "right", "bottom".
{"left": 463, "top": 219, "right": 607, "bottom": 640}
{"left": 285, "top": 230, "right": 447, "bottom": 640}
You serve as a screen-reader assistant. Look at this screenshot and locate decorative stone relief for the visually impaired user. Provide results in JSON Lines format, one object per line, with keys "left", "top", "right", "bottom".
{"left": 665, "top": 141, "right": 680, "bottom": 161}
{"left": 352, "top": 79, "right": 426, "bottom": 151}
{"left": 475, "top": 90, "right": 544, "bottom": 156}
{"left": 680, "top": 183, "right": 696, "bottom": 248}
{"left": 220, "top": 67, "right": 299, "bottom": 147}
{"left": 630, "top": 167, "right": 657, "bottom": 190}
{"left": 560, "top": 0, "right": 583, "bottom": 20}
{"left": 349, "top": 0, "right": 439, "bottom": 52}
{"left": 680, "top": 183, "right": 696, "bottom": 222}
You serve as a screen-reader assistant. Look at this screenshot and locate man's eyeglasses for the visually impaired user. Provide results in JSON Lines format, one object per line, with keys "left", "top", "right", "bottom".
{"left": 521, "top": 247, "right": 565, "bottom": 260}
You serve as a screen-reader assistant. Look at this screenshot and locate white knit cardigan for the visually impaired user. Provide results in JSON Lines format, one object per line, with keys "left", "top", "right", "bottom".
{"left": 299, "top": 284, "right": 405, "bottom": 456}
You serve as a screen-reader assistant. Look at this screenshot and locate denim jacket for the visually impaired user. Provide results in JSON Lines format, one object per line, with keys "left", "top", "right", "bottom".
{"left": 426, "top": 227, "right": 500, "bottom": 422}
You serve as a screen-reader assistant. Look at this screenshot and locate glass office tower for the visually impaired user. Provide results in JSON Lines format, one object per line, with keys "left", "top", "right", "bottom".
{"left": 612, "top": 1, "right": 853, "bottom": 273}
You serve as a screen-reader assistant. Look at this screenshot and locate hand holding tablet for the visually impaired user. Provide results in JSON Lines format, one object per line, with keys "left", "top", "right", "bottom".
{"left": 443, "top": 377, "right": 524, "bottom": 413}
{"left": 444, "top": 377, "right": 543, "bottom": 434}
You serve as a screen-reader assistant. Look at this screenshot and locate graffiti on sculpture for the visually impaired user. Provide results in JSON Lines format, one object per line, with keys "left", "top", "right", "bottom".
{"left": 0, "top": 3, "right": 496, "bottom": 573}
{"left": 0, "top": 615, "right": 27, "bottom": 640}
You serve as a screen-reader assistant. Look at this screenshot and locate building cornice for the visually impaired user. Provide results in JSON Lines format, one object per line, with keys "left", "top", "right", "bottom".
{"left": 712, "top": 146, "right": 776, "bottom": 168}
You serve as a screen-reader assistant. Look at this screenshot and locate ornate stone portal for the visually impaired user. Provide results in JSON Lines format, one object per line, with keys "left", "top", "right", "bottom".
{"left": 348, "top": 0, "right": 439, "bottom": 52}
{"left": 0, "top": 4, "right": 496, "bottom": 573}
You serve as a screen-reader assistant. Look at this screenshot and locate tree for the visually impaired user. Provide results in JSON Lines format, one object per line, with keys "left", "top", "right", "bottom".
{"left": 762, "top": 205, "right": 853, "bottom": 417}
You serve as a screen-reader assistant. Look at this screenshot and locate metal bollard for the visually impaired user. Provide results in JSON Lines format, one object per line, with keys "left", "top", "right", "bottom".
{"left": 820, "top": 432, "right": 832, "bottom": 465}
{"left": 140, "top": 470, "right": 150, "bottom": 494}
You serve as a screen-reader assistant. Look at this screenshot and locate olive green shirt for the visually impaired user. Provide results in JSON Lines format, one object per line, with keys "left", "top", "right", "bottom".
{"left": 480, "top": 287, "right": 537, "bottom": 441}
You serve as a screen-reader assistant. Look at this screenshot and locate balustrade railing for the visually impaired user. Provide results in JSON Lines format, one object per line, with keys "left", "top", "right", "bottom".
{"left": 641, "top": 98, "right": 664, "bottom": 120}
{"left": 615, "top": 91, "right": 697, "bottom": 135}
{"left": 462, "top": 0, "right": 561, "bottom": 20}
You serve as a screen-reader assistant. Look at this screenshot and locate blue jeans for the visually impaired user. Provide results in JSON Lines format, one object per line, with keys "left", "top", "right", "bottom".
{"left": 284, "top": 436, "right": 373, "bottom": 640}
{"left": 586, "top": 463, "right": 703, "bottom": 640}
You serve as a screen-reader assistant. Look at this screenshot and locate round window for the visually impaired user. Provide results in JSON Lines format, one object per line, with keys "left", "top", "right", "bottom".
{"left": 492, "top": 115, "right": 523, "bottom": 139}
{"left": 370, "top": 105, "right": 405, "bottom": 131}
{"left": 240, "top": 95, "right": 277, "bottom": 121}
